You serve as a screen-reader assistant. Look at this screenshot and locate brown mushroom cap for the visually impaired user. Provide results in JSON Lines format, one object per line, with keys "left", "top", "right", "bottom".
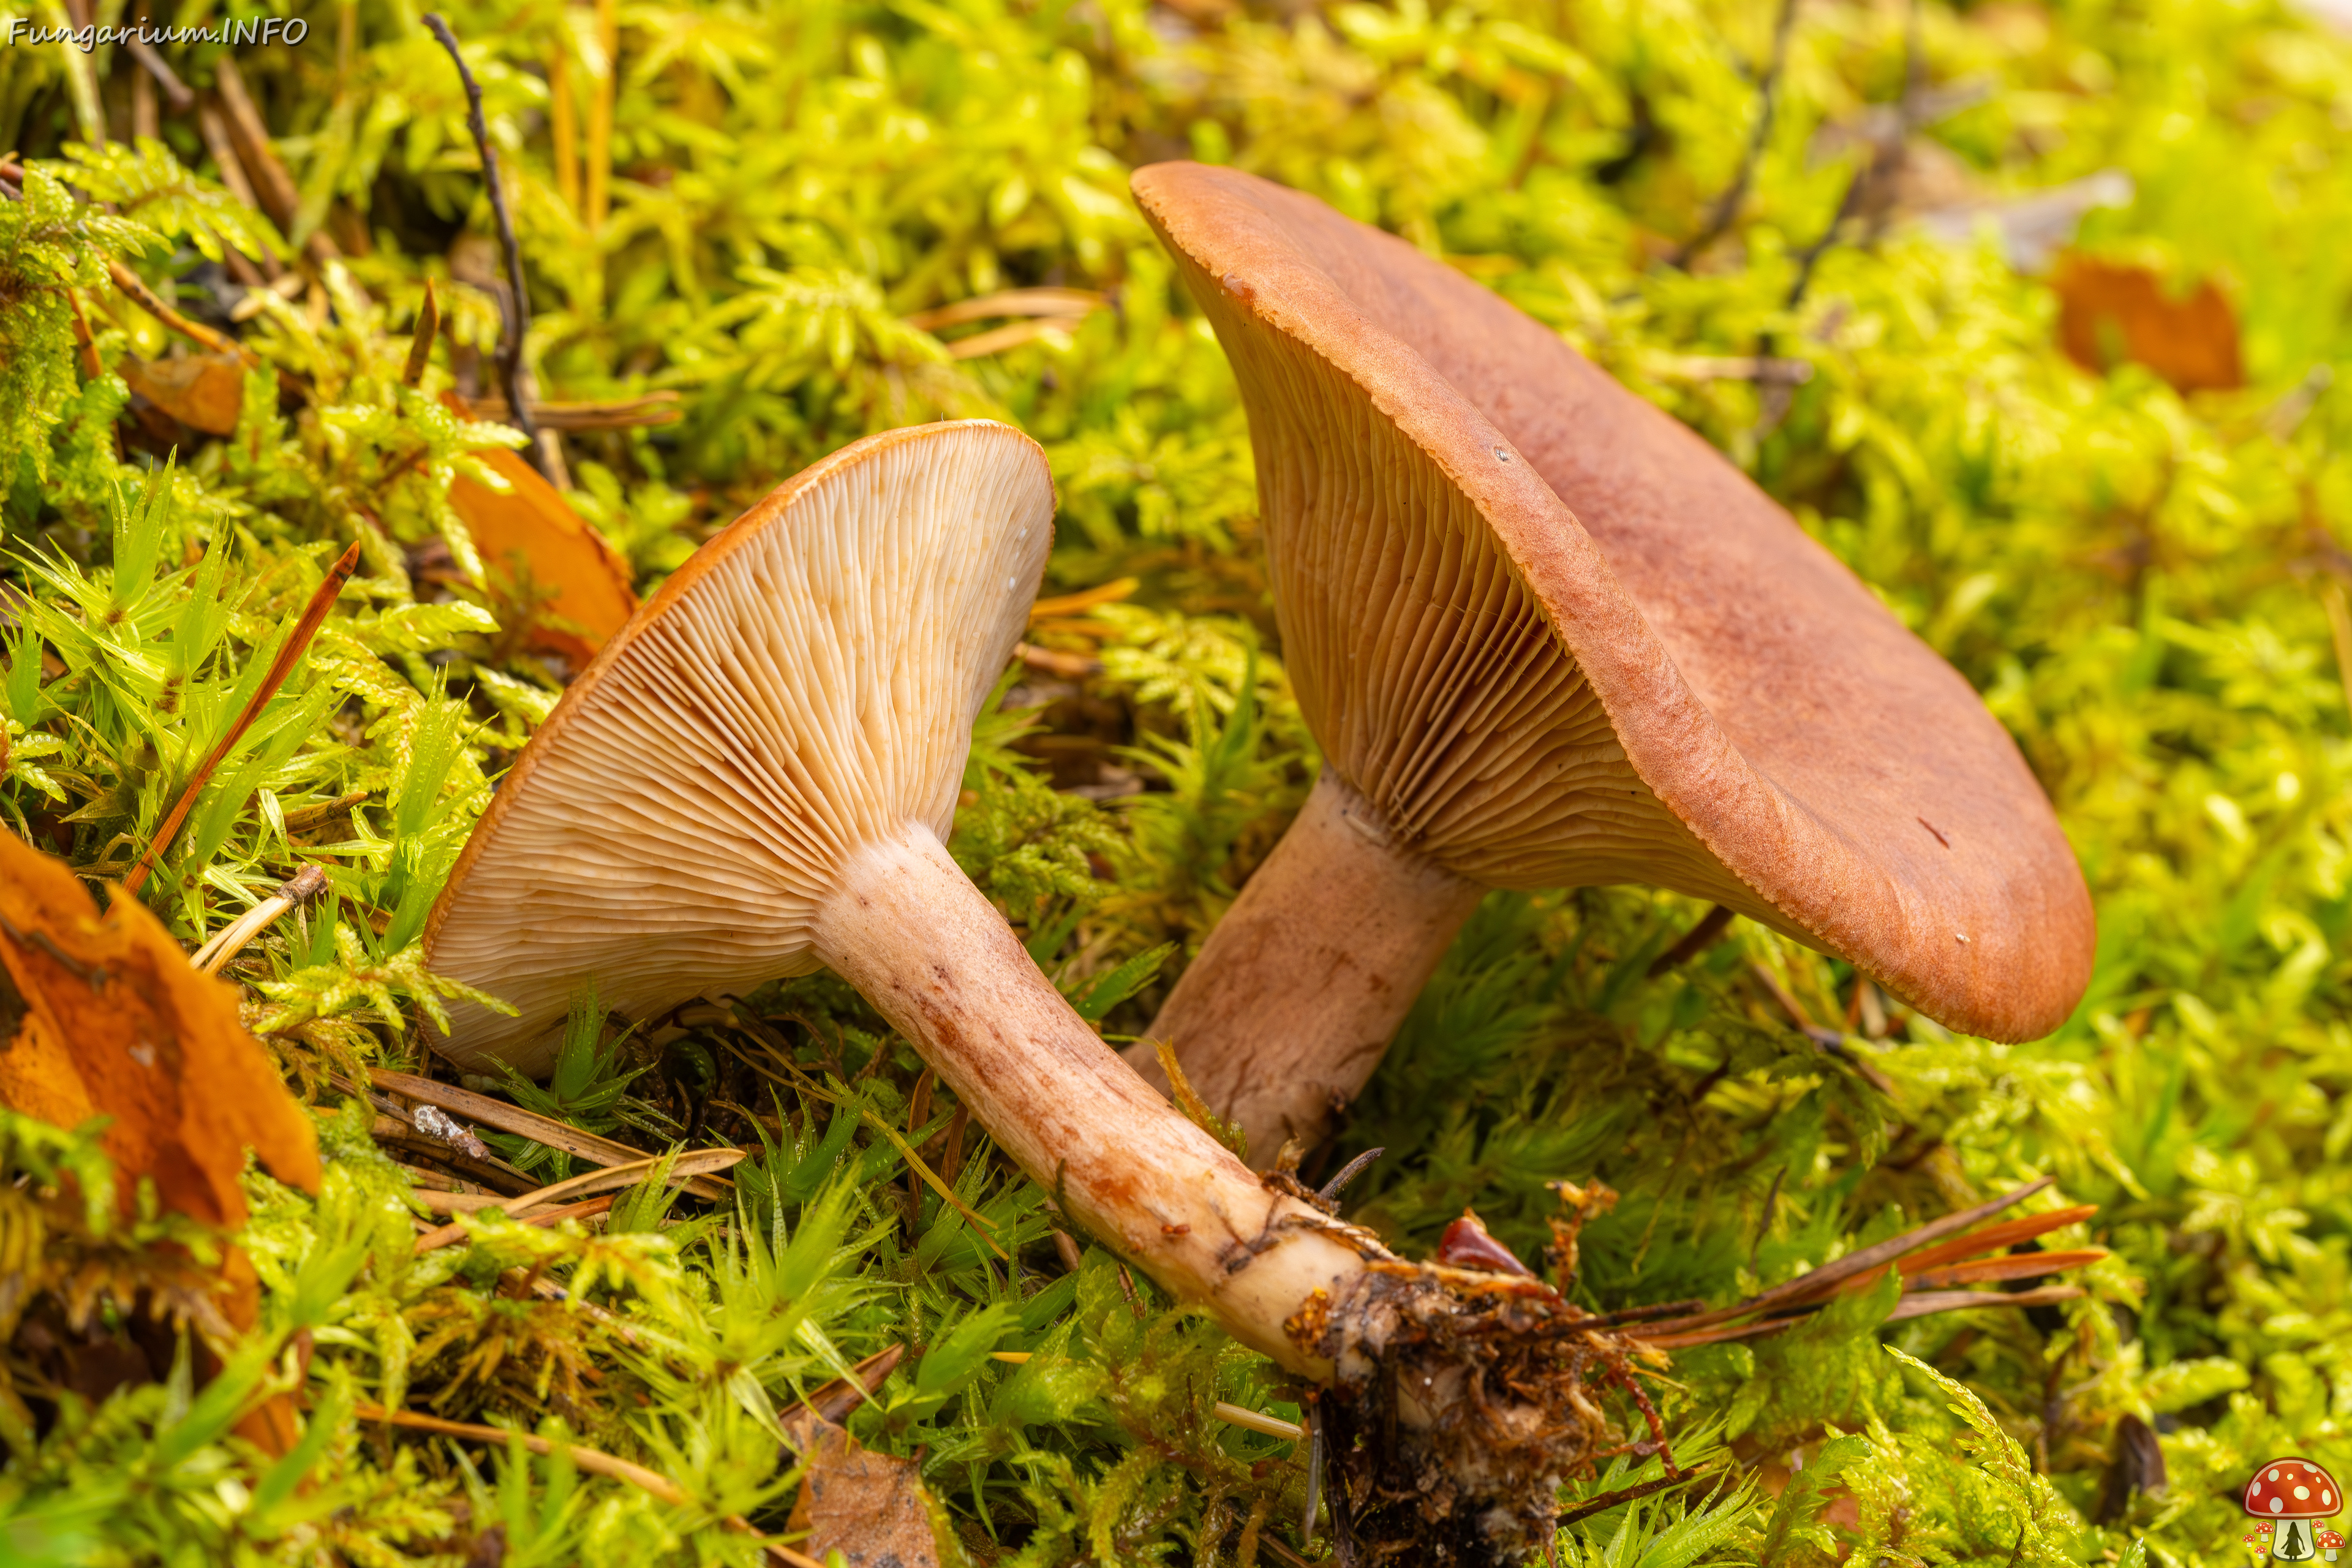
{"left": 1133, "top": 162, "right": 2092, "bottom": 1041}
{"left": 2245, "top": 1460, "right": 2343, "bottom": 1520}
{"left": 423, "top": 421, "right": 1055, "bottom": 1074}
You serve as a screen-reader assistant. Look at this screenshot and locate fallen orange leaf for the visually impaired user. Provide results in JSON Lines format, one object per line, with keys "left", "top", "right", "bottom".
{"left": 790, "top": 1423, "right": 942, "bottom": 1568}
{"left": 2053, "top": 252, "right": 2244, "bottom": 393}
{"left": 440, "top": 398, "right": 639, "bottom": 668}
{"left": 119, "top": 353, "right": 249, "bottom": 435}
{"left": 0, "top": 829, "right": 321, "bottom": 1450}
{"left": 0, "top": 829, "right": 320, "bottom": 1227}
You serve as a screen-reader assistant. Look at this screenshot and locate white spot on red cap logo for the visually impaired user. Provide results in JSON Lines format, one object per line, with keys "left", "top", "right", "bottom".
{"left": 2242, "top": 1459, "right": 2343, "bottom": 1562}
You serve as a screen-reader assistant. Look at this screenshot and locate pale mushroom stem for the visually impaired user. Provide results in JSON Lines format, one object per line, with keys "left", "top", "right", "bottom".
{"left": 812, "top": 820, "right": 1369, "bottom": 1372}
{"left": 1125, "top": 769, "right": 1485, "bottom": 1164}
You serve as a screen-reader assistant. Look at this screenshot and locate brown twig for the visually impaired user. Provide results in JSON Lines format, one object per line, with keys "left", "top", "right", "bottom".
{"left": 193, "top": 104, "right": 284, "bottom": 281}
{"left": 282, "top": 788, "right": 375, "bottom": 831}
{"left": 350, "top": 1403, "right": 825, "bottom": 1568}
{"left": 1668, "top": 0, "right": 1800, "bottom": 267}
{"left": 902, "top": 287, "right": 1104, "bottom": 332}
{"left": 423, "top": 14, "right": 547, "bottom": 478}
{"left": 447, "top": 390, "right": 683, "bottom": 431}
{"left": 66, "top": 288, "right": 104, "bottom": 382}
{"left": 1574, "top": 1298, "right": 1708, "bottom": 1330}
{"left": 414, "top": 1145, "right": 740, "bottom": 1248}
{"left": 209, "top": 59, "right": 328, "bottom": 259}
{"left": 402, "top": 278, "right": 440, "bottom": 388}
{"left": 123, "top": 541, "right": 361, "bottom": 895}
{"left": 191, "top": 862, "right": 329, "bottom": 973}
{"left": 123, "top": 37, "right": 194, "bottom": 113}
{"left": 780, "top": 1345, "right": 907, "bottom": 1450}
{"left": 1649, "top": 905, "right": 1734, "bottom": 976}
{"left": 1012, "top": 641, "right": 1102, "bottom": 678}
{"left": 368, "top": 1120, "right": 537, "bottom": 1195}
{"left": 586, "top": 0, "right": 617, "bottom": 232}
{"left": 107, "top": 258, "right": 260, "bottom": 366}
{"left": 413, "top": 1193, "right": 615, "bottom": 1253}
{"left": 1636, "top": 1177, "right": 2058, "bottom": 1340}
{"left": 1556, "top": 1465, "right": 1714, "bottom": 1526}
{"left": 371, "top": 1067, "right": 735, "bottom": 1200}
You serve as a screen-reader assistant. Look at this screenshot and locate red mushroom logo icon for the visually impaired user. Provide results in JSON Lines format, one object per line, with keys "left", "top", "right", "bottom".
{"left": 2244, "top": 1458, "right": 2342, "bottom": 1561}
{"left": 2315, "top": 1528, "right": 2342, "bottom": 1561}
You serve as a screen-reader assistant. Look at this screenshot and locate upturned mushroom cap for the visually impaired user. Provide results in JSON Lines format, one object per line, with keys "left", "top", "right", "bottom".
{"left": 423, "top": 421, "right": 1055, "bottom": 1074}
{"left": 1132, "top": 162, "right": 2094, "bottom": 1042}
{"left": 2245, "top": 1460, "right": 2342, "bottom": 1520}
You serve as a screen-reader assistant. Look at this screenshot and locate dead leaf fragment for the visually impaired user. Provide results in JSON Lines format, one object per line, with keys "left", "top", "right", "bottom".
{"left": 2052, "top": 252, "right": 2244, "bottom": 393}
{"left": 790, "top": 1423, "right": 942, "bottom": 1568}
{"left": 440, "top": 398, "right": 639, "bottom": 668}
{"left": 0, "top": 827, "right": 320, "bottom": 1228}
{"left": 119, "top": 353, "right": 248, "bottom": 435}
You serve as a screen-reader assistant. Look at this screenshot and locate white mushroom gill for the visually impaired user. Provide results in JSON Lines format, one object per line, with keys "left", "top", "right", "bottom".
{"left": 1129, "top": 293, "right": 1785, "bottom": 1161}
{"left": 1235, "top": 318, "right": 1773, "bottom": 906}
{"left": 424, "top": 420, "right": 1373, "bottom": 1378}
{"left": 425, "top": 421, "right": 1056, "bottom": 1074}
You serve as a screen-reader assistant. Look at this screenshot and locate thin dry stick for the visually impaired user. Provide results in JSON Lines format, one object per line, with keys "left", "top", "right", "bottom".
{"left": 586, "top": 0, "right": 617, "bottom": 232}
{"left": 122, "top": 541, "right": 363, "bottom": 896}
{"left": 1668, "top": 0, "right": 1800, "bottom": 266}
{"left": 401, "top": 279, "right": 440, "bottom": 388}
{"left": 210, "top": 59, "right": 322, "bottom": 253}
{"left": 106, "top": 258, "right": 262, "bottom": 366}
{"left": 1890, "top": 1202, "right": 2098, "bottom": 1276}
{"left": 192, "top": 863, "right": 328, "bottom": 973}
{"left": 370, "top": 1068, "right": 733, "bottom": 1200}
{"left": 410, "top": 1147, "right": 743, "bottom": 1253}
{"left": 1215, "top": 1401, "right": 1305, "bottom": 1442}
{"left": 1648, "top": 904, "right": 1734, "bottom": 976}
{"left": 349, "top": 1404, "right": 825, "bottom": 1568}
{"left": 1556, "top": 1466, "right": 1716, "bottom": 1527}
{"left": 413, "top": 1193, "right": 616, "bottom": 1254}
{"left": 124, "top": 36, "right": 194, "bottom": 111}
{"left": 423, "top": 13, "right": 547, "bottom": 477}
{"left": 194, "top": 104, "right": 284, "bottom": 281}
{"left": 130, "top": 63, "right": 158, "bottom": 142}
{"left": 447, "top": 390, "right": 682, "bottom": 431}
{"left": 549, "top": 39, "right": 581, "bottom": 215}
{"left": 1637, "top": 1176, "right": 2057, "bottom": 1339}
{"left": 780, "top": 1344, "right": 907, "bottom": 1449}
{"left": 65, "top": 288, "right": 104, "bottom": 382}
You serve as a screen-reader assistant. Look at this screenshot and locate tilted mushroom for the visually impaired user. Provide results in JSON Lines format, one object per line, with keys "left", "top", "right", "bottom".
{"left": 423, "top": 420, "right": 1370, "bottom": 1360}
{"left": 1121, "top": 163, "right": 2097, "bottom": 1161}
{"left": 425, "top": 420, "right": 1676, "bottom": 1558}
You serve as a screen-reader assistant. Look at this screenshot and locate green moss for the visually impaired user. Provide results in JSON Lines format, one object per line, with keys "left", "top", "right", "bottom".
{"left": 2, "top": 0, "right": 2350, "bottom": 1560}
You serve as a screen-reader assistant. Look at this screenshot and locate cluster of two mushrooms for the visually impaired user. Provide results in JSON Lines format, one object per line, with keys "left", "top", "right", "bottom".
{"left": 423, "top": 165, "right": 2092, "bottom": 1558}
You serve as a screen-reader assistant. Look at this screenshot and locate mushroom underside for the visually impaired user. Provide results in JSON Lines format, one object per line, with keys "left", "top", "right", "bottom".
{"left": 1246, "top": 327, "right": 1779, "bottom": 914}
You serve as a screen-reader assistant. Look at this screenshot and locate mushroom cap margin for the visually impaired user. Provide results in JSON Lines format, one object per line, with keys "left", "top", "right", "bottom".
{"left": 1133, "top": 161, "right": 2095, "bottom": 1042}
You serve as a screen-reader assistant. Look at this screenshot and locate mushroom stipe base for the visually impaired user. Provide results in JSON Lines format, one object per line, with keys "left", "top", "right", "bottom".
{"left": 818, "top": 823, "right": 1656, "bottom": 1562}
{"left": 1289, "top": 1266, "right": 1659, "bottom": 1564}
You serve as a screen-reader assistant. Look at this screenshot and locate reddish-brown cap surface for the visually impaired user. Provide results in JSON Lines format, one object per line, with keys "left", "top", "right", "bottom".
{"left": 1133, "top": 162, "right": 2094, "bottom": 1042}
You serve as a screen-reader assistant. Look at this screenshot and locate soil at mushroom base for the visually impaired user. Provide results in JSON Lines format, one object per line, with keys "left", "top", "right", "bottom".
{"left": 420, "top": 418, "right": 1670, "bottom": 1562}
